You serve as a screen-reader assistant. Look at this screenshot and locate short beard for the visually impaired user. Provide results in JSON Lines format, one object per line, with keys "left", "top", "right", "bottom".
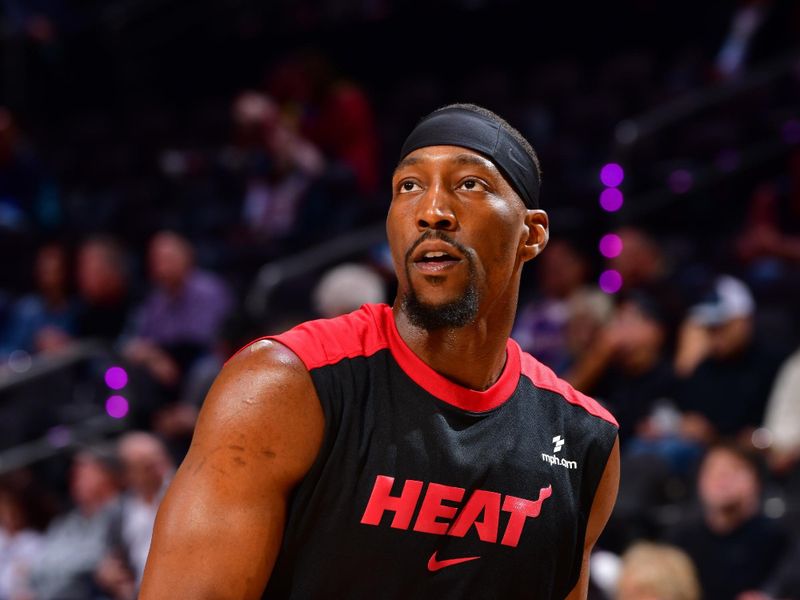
{"left": 402, "top": 269, "right": 479, "bottom": 331}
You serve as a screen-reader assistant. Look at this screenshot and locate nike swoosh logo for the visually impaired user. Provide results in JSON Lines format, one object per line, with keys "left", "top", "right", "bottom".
{"left": 427, "top": 551, "right": 480, "bottom": 571}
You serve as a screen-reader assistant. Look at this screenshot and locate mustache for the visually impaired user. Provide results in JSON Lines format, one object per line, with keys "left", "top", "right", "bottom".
{"left": 404, "top": 230, "right": 472, "bottom": 264}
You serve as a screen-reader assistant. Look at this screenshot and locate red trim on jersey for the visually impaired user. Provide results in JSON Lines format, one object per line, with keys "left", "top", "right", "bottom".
{"left": 518, "top": 350, "right": 619, "bottom": 427}
{"left": 225, "top": 306, "right": 389, "bottom": 369}
{"left": 231, "top": 304, "right": 520, "bottom": 413}
{"left": 229, "top": 304, "right": 614, "bottom": 423}
{"left": 380, "top": 305, "right": 521, "bottom": 413}
{"left": 243, "top": 306, "right": 390, "bottom": 371}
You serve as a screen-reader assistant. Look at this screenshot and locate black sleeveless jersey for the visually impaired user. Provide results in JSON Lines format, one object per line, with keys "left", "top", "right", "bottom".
{"left": 258, "top": 304, "right": 618, "bottom": 599}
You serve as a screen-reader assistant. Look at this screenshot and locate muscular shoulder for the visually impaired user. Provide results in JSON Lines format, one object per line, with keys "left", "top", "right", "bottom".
{"left": 221, "top": 337, "right": 311, "bottom": 388}
{"left": 191, "top": 338, "right": 324, "bottom": 491}
{"left": 140, "top": 339, "right": 323, "bottom": 598}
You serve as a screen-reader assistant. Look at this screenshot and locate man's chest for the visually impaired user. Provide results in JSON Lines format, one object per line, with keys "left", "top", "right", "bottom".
{"left": 279, "top": 389, "right": 586, "bottom": 589}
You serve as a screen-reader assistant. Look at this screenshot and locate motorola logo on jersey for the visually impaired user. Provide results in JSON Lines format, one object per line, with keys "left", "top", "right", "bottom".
{"left": 360, "top": 475, "right": 553, "bottom": 548}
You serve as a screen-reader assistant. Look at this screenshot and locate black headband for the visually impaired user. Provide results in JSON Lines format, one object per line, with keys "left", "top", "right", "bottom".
{"left": 399, "top": 107, "right": 540, "bottom": 209}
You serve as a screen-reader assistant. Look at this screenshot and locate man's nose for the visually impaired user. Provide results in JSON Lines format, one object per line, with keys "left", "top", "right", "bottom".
{"left": 416, "top": 185, "right": 458, "bottom": 232}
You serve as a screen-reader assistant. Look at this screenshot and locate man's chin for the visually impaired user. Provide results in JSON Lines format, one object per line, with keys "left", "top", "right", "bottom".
{"left": 402, "top": 287, "right": 479, "bottom": 331}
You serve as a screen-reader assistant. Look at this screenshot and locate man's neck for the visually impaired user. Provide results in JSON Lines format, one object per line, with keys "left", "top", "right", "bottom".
{"left": 705, "top": 502, "right": 756, "bottom": 535}
{"left": 393, "top": 300, "right": 516, "bottom": 391}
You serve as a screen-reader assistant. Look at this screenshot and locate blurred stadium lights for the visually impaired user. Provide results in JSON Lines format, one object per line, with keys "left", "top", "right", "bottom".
{"left": 599, "top": 269, "right": 623, "bottom": 295}
{"left": 105, "top": 395, "right": 129, "bottom": 419}
{"left": 599, "top": 188, "right": 624, "bottom": 213}
{"left": 600, "top": 163, "right": 625, "bottom": 188}
{"left": 104, "top": 365, "right": 129, "bottom": 390}
{"left": 599, "top": 234, "right": 623, "bottom": 259}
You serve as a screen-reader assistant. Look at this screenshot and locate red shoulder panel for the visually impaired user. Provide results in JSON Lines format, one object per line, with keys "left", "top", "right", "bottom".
{"left": 228, "top": 304, "right": 390, "bottom": 371}
{"left": 518, "top": 347, "right": 618, "bottom": 428}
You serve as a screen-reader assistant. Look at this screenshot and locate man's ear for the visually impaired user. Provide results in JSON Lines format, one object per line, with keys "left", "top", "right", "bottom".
{"left": 520, "top": 209, "right": 549, "bottom": 263}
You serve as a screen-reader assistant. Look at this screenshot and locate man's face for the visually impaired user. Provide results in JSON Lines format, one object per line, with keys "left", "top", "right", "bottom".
{"left": 698, "top": 448, "right": 759, "bottom": 513}
{"left": 149, "top": 234, "right": 192, "bottom": 290}
{"left": 122, "top": 444, "right": 167, "bottom": 496}
{"left": 77, "top": 244, "right": 123, "bottom": 302}
{"left": 613, "top": 301, "right": 665, "bottom": 371}
{"left": 386, "top": 145, "right": 547, "bottom": 329}
{"left": 69, "top": 456, "right": 117, "bottom": 509}
{"left": 36, "top": 245, "right": 68, "bottom": 294}
{"left": 707, "top": 316, "right": 753, "bottom": 360}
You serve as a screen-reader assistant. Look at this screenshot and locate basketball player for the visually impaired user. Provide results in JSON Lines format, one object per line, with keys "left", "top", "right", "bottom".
{"left": 140, "top": 104, "right": 620, "bottom": 599}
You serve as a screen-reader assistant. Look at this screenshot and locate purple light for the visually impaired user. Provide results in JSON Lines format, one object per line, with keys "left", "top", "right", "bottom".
{"left": 599, "top": 234, "right": 623, "bottom": 258}
{"left": 105, "top": 395, "right": 129, "bottom": 419}
{"left": 600, "top": 163, "right": 624, "bottom": 187}
{"left": 599, "top": 188, "right": 624, "bottom": 212}
{"left": 104, "top": 366, "right": 128, "bottom": 390}
{"left": 667, "top": 169, "right": 694, "bottom": 194}
{"left": 599, "top": 270, "right": 623, "bottom": 294}
{"left": 782, "top": 119, "right": 800, "bottom": 144}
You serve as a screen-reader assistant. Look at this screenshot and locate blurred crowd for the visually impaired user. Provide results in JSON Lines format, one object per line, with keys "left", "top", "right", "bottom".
{"left": 1, "top": 0, "right": 800, "bottom": 598}
{"left": 0, "top": 46, "right": 392, "bottom": 598}
{"left": 513, "top": 224, "right": 800, "bottom": 599}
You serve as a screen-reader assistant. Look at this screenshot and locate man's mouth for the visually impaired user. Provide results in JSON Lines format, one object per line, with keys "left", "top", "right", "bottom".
{"left": 406, "top": 234, "right": 468, "bottom": 275}
{"left": 413, "top": 250, "right": 462, "bottom": 273}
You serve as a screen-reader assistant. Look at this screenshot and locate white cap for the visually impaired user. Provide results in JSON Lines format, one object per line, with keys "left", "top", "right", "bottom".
{"left": 313, "top": 263, "right": 386, "bottom": 318}
{"left": 689, "top": 275, "right": 754, "bottom": 326}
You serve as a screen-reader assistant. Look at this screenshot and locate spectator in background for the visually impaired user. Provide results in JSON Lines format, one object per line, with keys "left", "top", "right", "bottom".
{"left": 96, "top": 433, "right": 174, "bottom": 599}
{"left": 737, "top": 176, "right": 800, "bottom": 266}
{"left": 761, "top": 346, "right": 800, "bottom": 478}
{"left": 567, "top": 291, "right": 676, "bottom": 446}
{"left": 0, "top": 481, "right": 45, "bottom": 600}
{"left": 563, "top": 289, "right": 614, "bottom": 374}
{"left": 618, "top": 276, "right": 782, "bottom": 478}
{"left": 669, "top": 443, "right": 789, "bottom": 600}
{"left": 123, "top": 231, "right": 232, "bottom": 453}
{"left": 609, "top": 228, "right": 667, "bottom": 292}
{"left": 28, "top": 447, "right": 122, "bottom": 600}
{"left": 124, "top": 230, "right": 233, "bottom": 389}
{"left": 674, "top": 275, "right": 781, "bottom": 447}
{"left": 571, "top": 292, "right": 679, "bottom": 551}
{"left": 231, "top": 92, "right": 325, "bottom": 247}
{"left": 513, "top": 239, "right": 611, "bottom": 374}
{"left": 735, "top": 168, "right": 800, "bottom": 352}
{"left": 311, "top": 262, "right": 385, "bottom": 318}
{"left": 267, "top": 52, "right": 380, "bottom": 198}
{"left": 607, "top": 227, "right": 685, "bottom": 329}
{"left": 615, "top": 542, "right": 700, "bottom": 600}
{"left": 0, "top": 243, "right": 77, "bottom": 357}
{"left": 74, "top": 236, "right": 134, "bottom": 343}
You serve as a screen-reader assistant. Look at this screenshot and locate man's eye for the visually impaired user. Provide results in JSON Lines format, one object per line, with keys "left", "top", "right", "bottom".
{"left": 458, "top": 178, "right": 485, "bottom": 191}
{"left": 400, "top": 181, "right": 420, "bottom": 192}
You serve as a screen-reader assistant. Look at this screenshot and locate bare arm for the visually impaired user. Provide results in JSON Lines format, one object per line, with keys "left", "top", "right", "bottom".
{"left": 139, "top": 340, "right": 324, "bottom": 600}
{"left": 565, "top": 436, "right": 620, "bottom": 600}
